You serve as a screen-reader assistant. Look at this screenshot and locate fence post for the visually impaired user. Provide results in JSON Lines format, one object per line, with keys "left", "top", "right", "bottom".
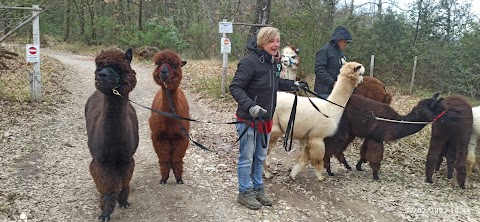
{"left": 31, "top": 5, "right": 41, "bottom": 102}
{"left": 370, "top": 55, "right": 374, "bottom": 77}
{"left": 410, "top": 56, "right": 417, "bottom": 94}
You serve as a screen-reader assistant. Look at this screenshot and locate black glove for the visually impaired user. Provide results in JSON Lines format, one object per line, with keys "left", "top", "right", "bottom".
{"left": 294, "top": 81, "right": 309, "bottom": 91}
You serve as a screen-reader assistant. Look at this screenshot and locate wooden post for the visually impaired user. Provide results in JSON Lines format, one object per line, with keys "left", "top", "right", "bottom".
{"left": 220, "top": 19, "right": 228, "bottom": 97}
{"left": 32, "top": 5, "right": 41, "bottom": 102}
{"left": 370, "top": 55, "right": 374, "bottom": 77}
{"left": 410, "top": 56, "right": 417, "bottom": 94}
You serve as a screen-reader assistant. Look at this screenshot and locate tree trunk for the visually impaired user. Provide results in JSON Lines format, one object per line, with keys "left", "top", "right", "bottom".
{"left": 245, "top": 0, "right": 271, "bottom": 55}
{"left": 413, "top": 0, "right": 423, "bottom": 45}
{"left": 64, "top": 0, "right": 72, "bottom": 41}
{"left": 73, "top": 0, "right": 85, "bottom": 36}
{"left": 377, "top": 0, "right": 382, "bottom": 18}
{"left": 325, "top": 0, "right": 336, "bottom": 30}
{"left": 138, "top": 0, "right": 143, "bottom": 31}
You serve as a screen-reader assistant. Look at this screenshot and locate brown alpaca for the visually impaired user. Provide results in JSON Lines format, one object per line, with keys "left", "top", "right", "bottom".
{"left": 354, "top": 76, "right": 392, "bottom": 104}
{"left": 324, "top": 76, "right": 392, "bottom": 176}
{"left": 426, "top": 96, "right": 472, "bottom": 189}
{"left": 325, "top": 93, "right": 444, "bottom": 180}
{"left": 149, "top": 49, "right": 189, "bottom": 184}
{"left": 85, "top": 48, "right": 138, "bottom": 221}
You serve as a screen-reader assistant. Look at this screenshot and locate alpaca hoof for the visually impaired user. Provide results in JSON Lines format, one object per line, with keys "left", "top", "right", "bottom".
{"left": 345, "top": 165, "right": 352, "bottom": 170}
{"left": 264, "top": 171, "right": 272, "bottom": 179}
{"left": 425, "top": 178, "right": 433, "bottom": 184}
{"left": 356, "top": 165, "right": 363, "bottom": 171}
{"left": 289, "top": 174, "right": 296, "bottom": 180}
{"left": 160, "top": 179, "right": 167, "bottom": 184}
{"left": 119, "top": 202, "right": 130, "bottom": 209}
{"left": 373, "top": 174, "right": 380, "bottom": 180}
{"left": 460, "top": 184, "right": 465, "bottom": 189}
{"left": 176, "top": 179, "right": 184, "bottom": 184}
{"left": 328, "top": 172, "right": 335, "bottom": 176}
{"left": 98, "top": 214, "right": 111, "bottom": 222}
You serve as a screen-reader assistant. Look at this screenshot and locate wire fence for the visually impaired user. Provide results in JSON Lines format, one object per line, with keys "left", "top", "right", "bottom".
{"left": 0, "top": 7, "right": 35, "bottom": 101}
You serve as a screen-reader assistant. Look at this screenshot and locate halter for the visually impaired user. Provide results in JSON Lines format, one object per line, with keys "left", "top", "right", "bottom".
{"left": 157, "top": 63, "right": 175, "bottom": 83}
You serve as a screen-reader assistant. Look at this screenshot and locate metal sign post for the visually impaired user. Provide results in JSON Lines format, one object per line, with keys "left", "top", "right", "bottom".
{"left": 31, "top": 5, "right": 41, "bottom": 103}
{"left": 219, "top": 19, "right": 233, "bottom": 97}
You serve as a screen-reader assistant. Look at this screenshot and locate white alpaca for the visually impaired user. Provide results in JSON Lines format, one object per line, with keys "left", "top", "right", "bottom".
{"left": 467, "top": 106, "right": 480, "bottom": 176}
{"left": 267, "top": 61, "right": 365, "bottom": 181}
{"left": 280, "top": 46, "right": 300, "bottom": 80}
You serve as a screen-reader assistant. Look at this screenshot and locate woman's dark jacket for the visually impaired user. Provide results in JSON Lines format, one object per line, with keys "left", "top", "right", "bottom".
{"left": 229, "top": 49, "right": 295, "bottom": 122}
{"left": 314, "top": 26, "right": 352, "bottom": 94}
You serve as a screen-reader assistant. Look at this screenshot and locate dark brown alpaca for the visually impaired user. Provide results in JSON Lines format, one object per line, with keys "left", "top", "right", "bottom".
{"left": 426, "top": 96, "right": 472, "bottom": 189}
{"left": 85, "top": 48, "right": 138, "bottom": 221}
{"left": 324, "top": 93, "right": 444, "bottom": 180}
{"left": 149, "top": 49, "right": 189, "bottom": 184}
{"left": 324, "top": 76, "right": 392, "bottom": 176}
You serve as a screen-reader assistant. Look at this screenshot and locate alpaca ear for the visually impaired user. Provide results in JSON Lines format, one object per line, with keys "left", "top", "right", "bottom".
{"left": 295, "top": 48, "right": 300, "bottom": 54}
{"left": 431, "top": 97, "right": 444, "bottom": 109}
{"left": 181, "top": 61, "right": 187, "bottom": 67}
{"left": 354, "top": 65, "right": 362, "bottom": 72}
{"left": 125, "top": 48, "right": 133, "bottom": 63}
{"left": 341, "top": 58, "right": 346, "bottom": 65}
{"left": 431, "top": 92, "right": 440, "bottom": 99}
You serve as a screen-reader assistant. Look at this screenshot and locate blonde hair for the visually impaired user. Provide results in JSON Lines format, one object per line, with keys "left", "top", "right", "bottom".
{"left": 256, "top": 27, "right": 280, "bottom": 49}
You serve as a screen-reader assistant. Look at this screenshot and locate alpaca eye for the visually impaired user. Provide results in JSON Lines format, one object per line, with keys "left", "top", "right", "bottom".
{"left": 291, "top": 56, "right": 297, "bottom": 59}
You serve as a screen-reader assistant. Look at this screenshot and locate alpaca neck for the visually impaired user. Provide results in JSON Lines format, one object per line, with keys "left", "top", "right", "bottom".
{"left": 281, "top": 68, "right": 297, "bottom": 81}
{"left": 161, "top": 87, "right": 179, "bottom": 112}
{"left": 101, "top": 93, "right": 130, "bottom": 137}
{"left": 324, "top": 76, "right": 354, "bottom": 116}
{"left": 379, "top": 110, "right": 429, "bottom": 141}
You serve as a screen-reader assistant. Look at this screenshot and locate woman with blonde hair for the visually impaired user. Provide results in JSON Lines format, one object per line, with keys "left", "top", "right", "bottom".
{"left": 229, "top": 27, "right": 307, "bottom": 210}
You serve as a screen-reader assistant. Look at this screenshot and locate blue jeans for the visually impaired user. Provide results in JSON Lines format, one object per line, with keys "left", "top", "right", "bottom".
{"left": 235, "top": 122, "right": 270, "bottom": 192}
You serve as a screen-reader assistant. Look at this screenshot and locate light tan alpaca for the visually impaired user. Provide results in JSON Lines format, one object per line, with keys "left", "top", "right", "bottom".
{"left": 279, "top": 46, "right": 300, "bottom": 80}
{"left": 268, "top": 62, "right": 365, "bottom": 181}
{"left": 467, "top": 106, "right": 480, "bottom": 176}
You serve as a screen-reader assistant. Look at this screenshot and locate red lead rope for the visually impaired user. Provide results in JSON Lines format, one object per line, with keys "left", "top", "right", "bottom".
{"left": 432, "top": 111, "right": 446, "bottom": 122}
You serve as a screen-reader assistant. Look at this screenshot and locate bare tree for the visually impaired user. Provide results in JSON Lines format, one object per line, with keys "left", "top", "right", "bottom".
{"left": 245, "top": 0, "right": 271, "bottom": 55}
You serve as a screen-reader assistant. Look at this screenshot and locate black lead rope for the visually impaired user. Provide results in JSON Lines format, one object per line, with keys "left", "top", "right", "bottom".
{"left": 283, "top": 91, "right": 298, "bottom": 152}
{"left": 164, "top": 89, "right": 211, "bottom": 151}
{"left": 258, "top": 112, "right": 268, "bottom": 148}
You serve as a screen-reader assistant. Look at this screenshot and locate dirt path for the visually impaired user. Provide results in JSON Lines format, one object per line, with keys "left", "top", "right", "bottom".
{"left": 1, "top": 49, "right": 478, "bottom": 222}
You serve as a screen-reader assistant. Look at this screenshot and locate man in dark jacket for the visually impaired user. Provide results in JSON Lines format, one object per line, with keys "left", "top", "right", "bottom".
{"left": 314, "top": 25, "right": 352, "bottom": 97}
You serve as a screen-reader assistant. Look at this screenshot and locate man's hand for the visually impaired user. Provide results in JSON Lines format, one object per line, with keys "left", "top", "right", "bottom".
{"left": 249, "top": 105, "right": 267, "bottom": 118}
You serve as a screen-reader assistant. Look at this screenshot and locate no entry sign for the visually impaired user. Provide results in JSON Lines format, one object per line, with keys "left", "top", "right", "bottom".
{"left": 26, "top": 44, "right": 40, "bottom": 62}
{"left": 220, "top": 37, "right": 231, "bottom": 54}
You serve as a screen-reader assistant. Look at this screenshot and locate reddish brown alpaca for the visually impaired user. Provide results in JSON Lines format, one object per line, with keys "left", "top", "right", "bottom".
{"left": 149, "top": 49, "right": 189, "bottom": 184}
{"left": 85, "top": 48, "right": 138, "bottom": 221}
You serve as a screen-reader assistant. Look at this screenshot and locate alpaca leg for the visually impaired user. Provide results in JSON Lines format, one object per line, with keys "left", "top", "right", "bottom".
{"left": 455, "top": 142, "right": 468, "bottom": 189}
{"left": 365, "top": 139, "right": 383, "bottom": 180}
{"left": 356, "top": 139, "right": 369, "bottom": 171}
{"left": 446, "top": 146, "right": 456, "bottom": 179}
{"left": 90, "top": 160, "right": 121, "bottom": 221}
{"left": 338, "top": 135, "right": 355, "bottom": 171}
{"left": 153, "top": 139, "right": 173, "bottom": 184}
{"left": 172, "top": 138, "right": 189, "bottom": 184}
{"left": 336, "top": 152, "right": 352, "bottom": 170}
{"left": 308, "top": 138, "right": 326, "bottom": 181}
{"left": 466, "top": 136, "right": 477, "bottom": 177}
{"left": 290, "top": 140, "right": 309, "bottom": 180}
{"left": 263, "top": 133, "right": 279, "bottom": 179}
{"left": 118, "top": 158, "right": 135, "bottom": 208}
{"left": 426, "top": 144, "right": 445, "bottom": 184}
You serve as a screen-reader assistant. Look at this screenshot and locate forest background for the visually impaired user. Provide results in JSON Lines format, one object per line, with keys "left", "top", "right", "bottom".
{"left": 3, "top": 0, "right": 480, "bottom": 98}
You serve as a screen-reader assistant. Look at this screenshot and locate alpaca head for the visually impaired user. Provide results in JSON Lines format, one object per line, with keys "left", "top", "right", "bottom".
{"left": 280, "top": 46, "right": 300, "bottom": 70}
{"left": 414, "top": 92, "right": 446, "bottom": 121}
{"left": 338, "top": 61, "right": 365, "bottom": 87}
{"left": 94, "top": 48, "right": 136, "bottom": 96}
{"left": 152, "top": 49, "right": 187, "bottom": 90}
